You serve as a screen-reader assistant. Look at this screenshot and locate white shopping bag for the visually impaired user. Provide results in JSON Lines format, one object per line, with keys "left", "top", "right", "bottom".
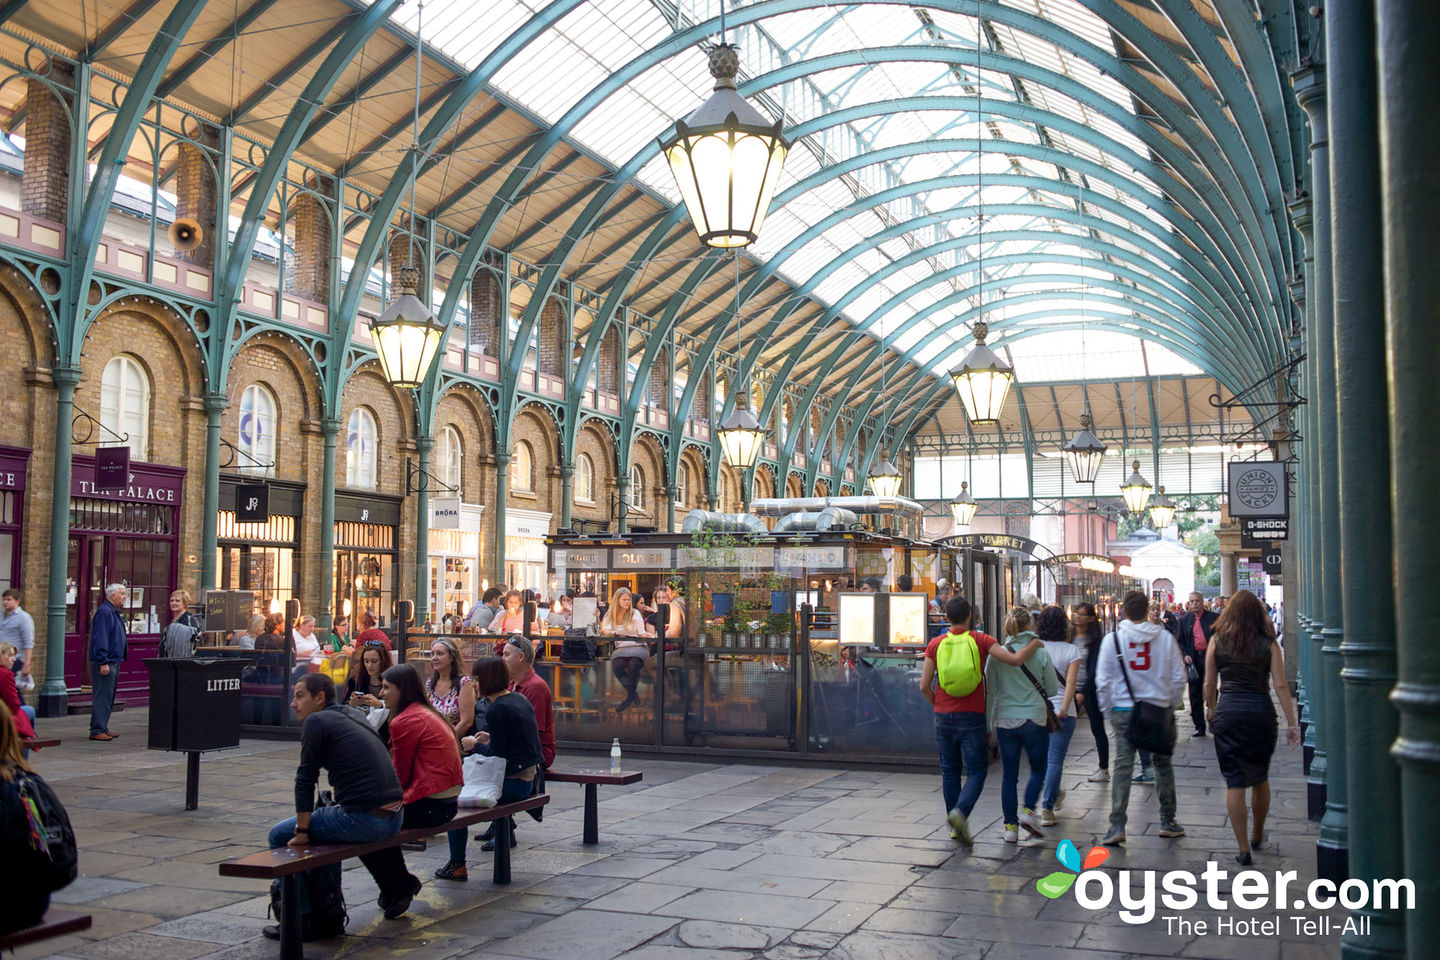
{"left": 363, "top": 706, "right": 390, "bottom": 732}
{"left": 458, "top": 754, "right": 507, "bottom": 808}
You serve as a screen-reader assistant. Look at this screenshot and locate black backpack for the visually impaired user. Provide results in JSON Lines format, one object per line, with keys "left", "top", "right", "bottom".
{"left": 14, "top": 770, "right": 78, "bottom": 894}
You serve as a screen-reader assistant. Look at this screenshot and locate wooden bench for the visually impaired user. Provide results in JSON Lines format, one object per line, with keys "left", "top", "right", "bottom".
{"left": 546, "top": 768, "right": 643, "bottom": 845}
{"left": 220, "top": 794, "right": 547, "bottom": 958}
{"left": 0, "top": 908, "right": 91, "bottom": 952}
{"left": 21, "top": 738, "right": 61, "bottom": 750}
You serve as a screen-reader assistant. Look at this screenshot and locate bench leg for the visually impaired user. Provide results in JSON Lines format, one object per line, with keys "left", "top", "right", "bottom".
{"left": 583, "top": 783, "right": 599, "bottom": 845}
{"left": 280, "top": 875, "right": 302, "bottom": 960}
{"left": 493, "top": 815, "right": 512, "bottom": 884}
{"left": 184, "top": 751, "right": 200, "bottom": 811}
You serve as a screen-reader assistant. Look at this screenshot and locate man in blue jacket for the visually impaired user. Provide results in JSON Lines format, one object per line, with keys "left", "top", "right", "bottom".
{"left": 89, "top": 583, "right": 128, "bottom": 741}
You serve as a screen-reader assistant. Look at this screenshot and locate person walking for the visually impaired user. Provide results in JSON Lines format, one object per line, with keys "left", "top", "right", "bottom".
{"left": 88, "top": 584, "right": 127, "bottom": 742}
{"left": 1094, "top": 590, "right": 1188, "bottom": 846}
{"left": 1072, "top": 603, "right": 1109, "bottom": 782}
{"left": 920, "top": 595, "right": 1043, "bottom": 848}
{"left": 1203, "top": 590, "right": 1300, "bottom": 865}
{"left": 986, "top": 606, "right": 1056, "bottom": 842}
{"left": 1036, "top": 606, "right": 1083, "bottom": 826}
{"left": 1179, "top": 591, "right": 1219, "bottom": 737}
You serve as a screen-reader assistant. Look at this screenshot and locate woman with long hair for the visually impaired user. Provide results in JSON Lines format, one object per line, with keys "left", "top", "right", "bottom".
{"left": 1, "top": 702, "right": 73, "bottom": 933}
{"left": 426, "top": 638, "right": 475, "bottom": 739}
{"left": 435, "top": 657, "right": 543, "bottom": 881}
{"left": 1072, "top": 602, "right": 1110, "bottom": 782}
{"left": 986, "top": 606, "right": 1056, "bottom": 842}
{"left": 1034, "top": 606, "right": 1082, "bottom": 826}
{"left": 599, "top": 587, "right": 654, "bottom": 713}
{"left": 1203, "top": 589, "right": 1299, "bottom": 865}
{"left": 361, "top": 663, "right": 463, "bottom": 918}
{"left": 344, "top": 641, "right": 394, "bottom": 707}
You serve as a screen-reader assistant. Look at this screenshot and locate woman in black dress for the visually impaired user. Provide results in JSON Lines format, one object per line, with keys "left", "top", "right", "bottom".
{"left": 1203, "top": 590, "right": 1300, "bottom": 865}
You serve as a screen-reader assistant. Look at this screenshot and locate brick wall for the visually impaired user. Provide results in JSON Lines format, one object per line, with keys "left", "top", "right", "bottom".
{"left": 598, "top": 324, "right": 619, "bottom": 394}
{"left": 572, "top": 420, "right": 615, "bottom": 527}
{"left": 649, "top": 346, "right": 669, "bottom": 409}
{"left": 290, "top": 184, "right": 332, "bottom": 303}
{"left": 469, "top": 266, "right": 500, "bottom": 355}
{"left": 434, "top": 385, "right": 495, "bottom": 582}
{"left": 538, "top": 294, "right": 564, "bottom": 376}
{"left": 509, "top": 405, "right": 559, "bottom": 520}
{"left": 174, "top": 125, "right": 219, "bottom": 268}
{"left": 21, "top": 65, "right": 73, "bottom": 224}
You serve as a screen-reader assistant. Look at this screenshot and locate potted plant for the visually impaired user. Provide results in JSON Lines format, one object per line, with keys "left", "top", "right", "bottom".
{"left": 722, "top": 611, "right": 741, "bottom": 648}
{"left": 766, "top": 611, "right": 793, "bottom": 650}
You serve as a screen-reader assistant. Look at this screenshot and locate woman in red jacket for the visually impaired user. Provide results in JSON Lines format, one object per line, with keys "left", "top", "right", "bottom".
{"left": 0, "top": 643, "right": 34, "bottom": 742}
{"left": 358, "top": 663, "right": 463, "bottom": 920}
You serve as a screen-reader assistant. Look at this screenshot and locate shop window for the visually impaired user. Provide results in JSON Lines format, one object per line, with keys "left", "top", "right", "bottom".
{"left": 437, "top": 425, "right": 462, "bottom": 491}
{"left": 100, "top": 355, "right": 150, "bottom": 460}
{"left": 509, "top": 440, "right": 534, "bottom": 492}
{"left": 575, "top": 452, "right": 595, "bottom": 503}
{"left": 238, "top": 384, "right": 277, "bottom": 477}
{"left": 628, "top": 465, "right": 645, "bottom": 511}
{"left": 346, "top": 408, "right": 378, "bottom": 489}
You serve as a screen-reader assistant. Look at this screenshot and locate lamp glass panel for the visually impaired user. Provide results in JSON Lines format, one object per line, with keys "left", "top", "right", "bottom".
{"left": 719, "top": 425, "right": 764, "bottom": 468}
{"left": 869, "top": 473, "right": 902, "bottom": 498}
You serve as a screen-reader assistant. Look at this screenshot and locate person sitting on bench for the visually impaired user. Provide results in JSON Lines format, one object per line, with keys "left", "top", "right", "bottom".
{"left": 1, "top": 702, "right": 75, "bottom": 935}
{"left": 262, "top": 674, "right": 404, "bottom": 941}
{"left": 358, "top": 664, "right": 463, "bottom": 920}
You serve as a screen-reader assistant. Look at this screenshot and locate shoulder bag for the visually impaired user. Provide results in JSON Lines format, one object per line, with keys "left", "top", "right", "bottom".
{"left": 1113, "top": 634, "right": 1175, "bottom": 755}
{"left": 1015, "top": 655, "right": 1063, "bottom": 732}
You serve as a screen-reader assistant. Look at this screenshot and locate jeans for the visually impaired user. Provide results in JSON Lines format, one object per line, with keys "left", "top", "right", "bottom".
{"left": 446, "top": 776, "right": 536, "bottom": 863}
{"left": 996, "top": 721, "right": 1049, "bottom": 825}
{"left": 1042, "top": 715, "right": 1077, "bottom": 810}
{"left": 20, "top": 705, "right": 36, "bottom": 758}
{"left": 933, "top": 711, "right": 989, "bottom": 818}
{"left": 361, "top": 796, "right": 457, "bottom": 903}
{"left": 270, "top": 805, "right": 403, "bottom": 912}
{"left": 1107, "top": 710, "right": 1176, "bottom": 830}
{"left": 89, "top": 665, "right": 119, "bottom": 735}
{"left": 1081, "top": 682, "right": 1108, "bottom": 769}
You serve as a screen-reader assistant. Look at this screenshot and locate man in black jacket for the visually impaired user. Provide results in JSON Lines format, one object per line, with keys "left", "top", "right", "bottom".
{"left": 263, "top": 674, "right": 406, "bottom": 939}
{"left": 1178, "top": 592, "right": 1220, "bottom": 737}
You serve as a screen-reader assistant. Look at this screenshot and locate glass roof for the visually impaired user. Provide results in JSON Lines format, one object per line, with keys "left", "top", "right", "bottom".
{"left": 377, "top": 0, "right": 1199, "bottom": 378}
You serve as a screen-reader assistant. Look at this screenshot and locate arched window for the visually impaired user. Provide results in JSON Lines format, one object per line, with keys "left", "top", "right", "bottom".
{"left": 575, "top": 453, "right": 595, "bottom": 503}
{"left": 509, "top": 440, "right": 534, "bottom": 492}
{"left": 237, "top": 384, "right": 277, "bottom": 477}
{"left": 346, "top": 408, "right": 378, "bottom": 489}
{"left": 100, "top": 355, "right": 150, "bottom": 460}
{"left": 676, "top": 463, "right": 689, "bottom": 510}
{"left": 436, "top": 425, "right": 462, "bottom": 491}
{"left": 628, "top": 465, "right": 645, "bottom": 511}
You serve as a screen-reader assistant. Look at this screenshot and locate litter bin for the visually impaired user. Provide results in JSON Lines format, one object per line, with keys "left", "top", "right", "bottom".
{"left": 144, "top": 658, "right": 247, "bottom": 809}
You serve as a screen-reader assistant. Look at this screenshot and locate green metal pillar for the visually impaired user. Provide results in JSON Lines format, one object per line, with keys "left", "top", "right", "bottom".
{"left": 559, "top": 461, "right": 574, "bottom": 530}
{"left": 1329, "top": 0, "right": 1401, "bottom": 948}
{"left": 1287, "top": 200, "right": 1315, "bottom": 778}
{"left": 493, "top": 452, "right": 509, "bottom": 584}
{"left": 1378, "top": 1, "right": 1440, "bottom": 953}
{"left": 199, "top": 394, "right": 227, "bottom": 593}
{"left": 615, "top": 473, "right": 630, "bottom": 534}
{"left": 318, "top": 418, "right": 338, "bottom": 628}
{"left": 665, "top": 484, "right": 677, "bottom": 534}
{"left": 1293, "top": 63, "right": 1332, "bottom": 826}
{"left": 414, "top": 435, "right": 432, "bottom": 622}
{"left": 37, "top": 366, "right": 80, "bottom": 718}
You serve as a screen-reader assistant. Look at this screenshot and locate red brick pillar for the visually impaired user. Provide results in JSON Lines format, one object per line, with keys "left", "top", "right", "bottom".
{"left": 539, "top": 292, "right": 565, "bottom": 375}
{"left": 290, "top": 179, "right": 332, "bottom": 303}
{"left": 389, "top": 218, "right": 427, "bottom": 300}
{"left": 174, "top": 124, "right": 219, "bottom": 268}
{"left": 21, "top": 63, "right": 75, "bottom": 224}
{"left": 469, "top": 260, "right": 500, "bottom": 355}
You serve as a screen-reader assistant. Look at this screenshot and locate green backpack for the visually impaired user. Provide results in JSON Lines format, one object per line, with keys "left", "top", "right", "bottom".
{"left": 936, "top": 630, "right": 983, "bottom": 697}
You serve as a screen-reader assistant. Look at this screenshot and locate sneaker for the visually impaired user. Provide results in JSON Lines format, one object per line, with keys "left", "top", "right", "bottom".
{"left": 1003, "top": 824, "right": 1019, "bottom": 843}
{"left": 1158, "top": 819, "right": 1186, "bottom": 838}
{"left": 1019, "top": 810, "right": 1045, "bottom": 838}
{"left": 433, "top": 860, "right": 468, "bottom": 881}
{"left": 946, "top": 808, "right": 974, "bottom": 848}
{"left": 1102, "top": 825, "right": 1126, "bottom": 846}
{"left": 1053, "top": 790, "right": 1066, "bottom": 813}
{"left": 1039, "top": 808, "right": 1058, "bottom": 827}
{"left": 1087, "top": 768, "right": 1110, "bottom": 783}
{"left": 1132, "top": 769, "right": 1155, "bottom": 784}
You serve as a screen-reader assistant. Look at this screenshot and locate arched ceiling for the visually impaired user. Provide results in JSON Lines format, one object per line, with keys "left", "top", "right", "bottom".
{"left": 0, "top": 0, "right": 1305, "bottom": 450}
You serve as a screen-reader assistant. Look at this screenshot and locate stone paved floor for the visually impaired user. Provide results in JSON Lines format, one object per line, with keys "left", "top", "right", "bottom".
{"left": 17, "top": 707, "right": 1345, "bottom": 960}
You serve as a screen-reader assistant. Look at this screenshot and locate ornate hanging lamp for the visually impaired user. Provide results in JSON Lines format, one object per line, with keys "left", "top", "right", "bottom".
{"left": 950, "top": 481, "right": 978, "bottom": 527}
{"left": 1120, "top": 460, "right": 1153, "bottom": 515}
{"left": 1061, "top": 412, "right": 1107, "bottom": 484}
{"left": 1147, "top": 485, "right": 1176, "bottom": 530}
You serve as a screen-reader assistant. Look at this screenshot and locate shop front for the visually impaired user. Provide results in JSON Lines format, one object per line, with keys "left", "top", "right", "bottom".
{"left": 215, "top": 479, "right": 303, "bottom": 615}
{"left": 64, "top": 455, "right": 185, "bottom": 705}
{"left": 333, "top": 492, "right": 400, "bottom": 627}
{"left": 426, "top": 497, "right": 484, "bottom": 626}
{"left": 0, "top": 445, "right": 28, "bottom": 591}
{"left": 505, "top": 508, "right": 551, "bottom": 595}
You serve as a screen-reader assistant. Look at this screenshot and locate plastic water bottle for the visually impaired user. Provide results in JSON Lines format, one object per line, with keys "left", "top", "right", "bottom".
{"left": 610, "top": 738, "right": 622, "bottom": 774}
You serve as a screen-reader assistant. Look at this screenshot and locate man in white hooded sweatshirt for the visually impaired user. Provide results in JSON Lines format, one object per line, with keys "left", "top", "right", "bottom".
{"left": 1095, "top": 590, "right": 1188, "bottom": 846}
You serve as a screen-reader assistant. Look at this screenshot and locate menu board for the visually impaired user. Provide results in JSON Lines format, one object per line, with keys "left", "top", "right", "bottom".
{"left": 838, "top": 593, "right": 876, "bottom": 647}
{"left": 887, "top": 593, "right": 928, "bottom": 647}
